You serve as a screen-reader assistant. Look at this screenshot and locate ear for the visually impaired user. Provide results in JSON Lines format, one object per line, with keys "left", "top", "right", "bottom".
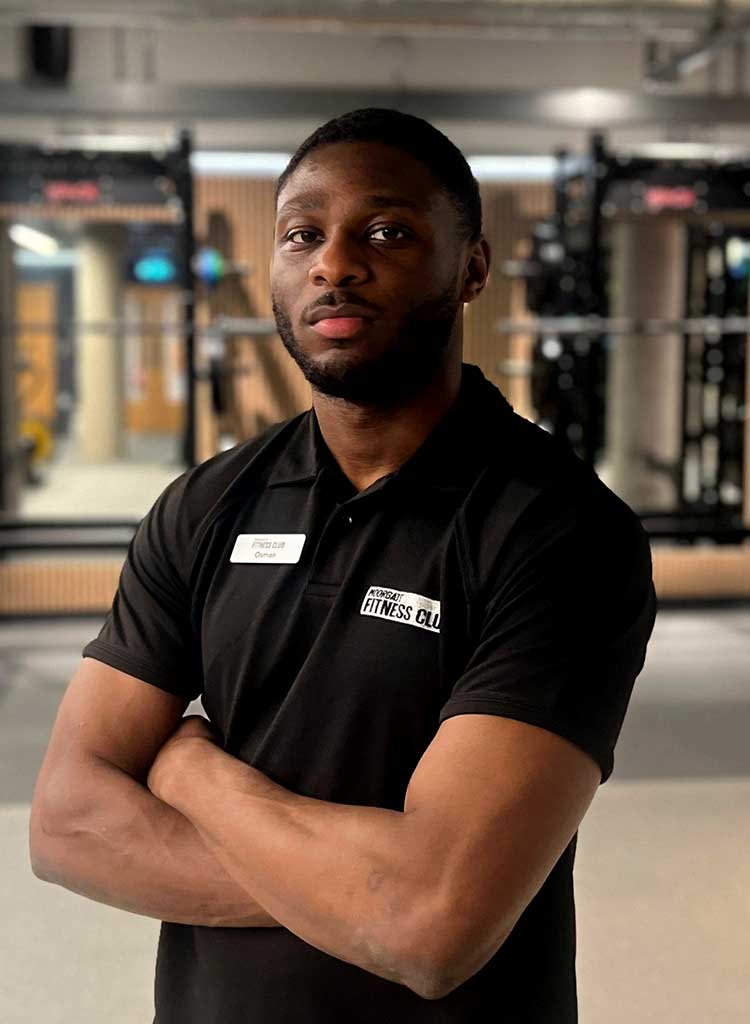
{"left": 461, "top": 236, "right": 491, "bottom": 304}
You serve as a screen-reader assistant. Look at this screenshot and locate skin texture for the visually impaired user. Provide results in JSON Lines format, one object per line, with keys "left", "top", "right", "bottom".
{"left": 32, "top": 139, "right": 602, "bottom": 1000}
{"left": 29, "top": 660, "right": 280, "bottom": 928}
{"left": 147, "top": 713, "right": 600, "bottom": 999}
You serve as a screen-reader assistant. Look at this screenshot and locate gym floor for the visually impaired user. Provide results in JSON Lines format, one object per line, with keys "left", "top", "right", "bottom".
{"left": 1, "top": 606, "right": 748, "bottom": 1023}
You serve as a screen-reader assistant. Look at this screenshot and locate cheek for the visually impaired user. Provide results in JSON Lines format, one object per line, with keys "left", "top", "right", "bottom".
{"left": 271, "top": 259, "right": 310, "bottom": 304}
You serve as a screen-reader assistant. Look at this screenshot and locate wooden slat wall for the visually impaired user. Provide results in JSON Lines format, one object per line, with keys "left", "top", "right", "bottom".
{"left": 465, "top": 182, "right": 553, "bottom": 418}
{"left": 0, "top": 204, "right": 179, "bottom": 223}
{"left": 3, "top": 546, "right": 750, "bottom": 617}
{"left": 193, "top": 177, "right": 554, "bottom": 453}
{"left": 0, "top": 561, "right": 121, "bottom": 615}
{"left": 194, "top": 177, "right": 310, "bottom": 459}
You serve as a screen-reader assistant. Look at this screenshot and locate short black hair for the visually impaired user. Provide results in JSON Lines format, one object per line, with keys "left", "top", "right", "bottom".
{"left": 274, "top": 107, "right": 482, "bottom": 244}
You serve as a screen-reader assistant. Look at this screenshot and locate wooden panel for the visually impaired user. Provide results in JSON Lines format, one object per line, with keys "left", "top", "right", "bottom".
{"left": 2, "top": 546, "right": 748, "bottom": 616}
{"left": 744, "top": 291, "right": 750, "bottom": 528}
{"left": 463, "top": 182, "right": 553, "bottom": 420}
{"left": 0, "top": 560, "right": 122, "bottom": 615}
{"left": 652, "top": 544, "right": 750, "bottom": 600}
{"left": 16, "top": 280, "right": 57, "bottom": 426}
{"left": 193, "top": 177, "right": 553, "bottom": 454}
{"left": 194, "top": 177, "right": 310, "bottom": 459}
{"left": 0, "top": 204, "right": 178, "bottom": 223}
{"left": 123, "top": 285, "right": 185, "bottom": 434}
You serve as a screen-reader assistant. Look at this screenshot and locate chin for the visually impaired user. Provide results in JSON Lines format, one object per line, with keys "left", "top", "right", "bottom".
{"left": 280, "top": 322, "right": 454, "bottom": 405}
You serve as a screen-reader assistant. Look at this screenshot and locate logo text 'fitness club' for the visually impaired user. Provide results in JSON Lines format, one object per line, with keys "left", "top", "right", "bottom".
{"left": 360, "top": 586, "right": 441, "bottom": 634}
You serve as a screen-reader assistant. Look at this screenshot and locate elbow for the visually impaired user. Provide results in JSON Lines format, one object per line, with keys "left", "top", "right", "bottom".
{"left": 399, "top": 955, "right": 467, "bottom": 1002}
{"left": 28, "top": 794, "right": 81, "bottom": 884}
{"left": 403, "top": 949, "right": 497, "bottom": 1002}
{"left": 29, "top": 810, "right": 59, "bottom": 882}
{"left": 397, "top": 906, "right": 514, "bottom": 1002}
{"left": 402, "top": 955, "right": 471, "bottom": 1002}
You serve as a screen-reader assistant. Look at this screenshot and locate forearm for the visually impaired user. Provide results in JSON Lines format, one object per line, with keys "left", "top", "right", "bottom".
{"left": 159, "top": 743, "right": 441, "bottom": 995}
{"left": 30, "top": 756, "right": 281, "bottom": 928}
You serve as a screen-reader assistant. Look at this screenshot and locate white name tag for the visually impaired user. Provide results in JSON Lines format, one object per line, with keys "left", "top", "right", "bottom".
{"left": 360, "top": 586, "right": 441, "bottom": 633}
{"left": 230, "top": 533, "right": 306, "bottom": 564}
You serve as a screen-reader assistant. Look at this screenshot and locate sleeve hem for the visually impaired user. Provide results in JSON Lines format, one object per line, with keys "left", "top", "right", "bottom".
{"left": 438, "top": 696, "right": 612, "bottom": 784}
{"left": 82, "top": 638, "right": 201, "bottom": 701}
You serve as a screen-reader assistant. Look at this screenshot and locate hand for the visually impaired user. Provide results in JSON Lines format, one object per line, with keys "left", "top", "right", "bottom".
{"left": 147, "top": 715, "right": 219, "bottom": 803}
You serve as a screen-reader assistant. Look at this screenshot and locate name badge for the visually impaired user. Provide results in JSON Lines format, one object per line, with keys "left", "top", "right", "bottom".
{"left": 230, "top": 533, "right": 306, "bottom": 564}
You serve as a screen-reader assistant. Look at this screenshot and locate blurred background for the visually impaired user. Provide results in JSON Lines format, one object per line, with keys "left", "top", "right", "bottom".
{"left": 0, "top": 2, "right": 748, "bottom": 1021}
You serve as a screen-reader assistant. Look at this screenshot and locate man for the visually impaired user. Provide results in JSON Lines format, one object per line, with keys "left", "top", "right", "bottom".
{"left": 30, "top": 108, "right": 657, "bottom": 1022}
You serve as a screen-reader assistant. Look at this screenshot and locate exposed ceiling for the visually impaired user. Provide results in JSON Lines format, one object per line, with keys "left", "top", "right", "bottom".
{"left": 1, "top": 0, "right": 749, "bottom": 150}
{"left": 0, "top": 1, "right": 746, "bottom": 42}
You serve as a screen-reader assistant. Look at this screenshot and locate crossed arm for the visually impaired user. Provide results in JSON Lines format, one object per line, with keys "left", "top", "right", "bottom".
{"left": 30, "top": 658, "right": 600, "bottom": 1000}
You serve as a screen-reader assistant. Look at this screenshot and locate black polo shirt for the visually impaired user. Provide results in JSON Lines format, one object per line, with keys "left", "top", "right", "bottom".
{"left": 83, "top": 362, "right": 657, "bottom": 1023}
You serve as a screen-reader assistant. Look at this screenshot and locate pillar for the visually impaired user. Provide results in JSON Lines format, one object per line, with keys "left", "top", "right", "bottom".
{"left": 75, "top": 225, "right": 124, "bottom": 461}
{"left": 0, "top": 224, "right": 21, "bottom": 512}
{"left": 603, "top": 217, "right": 686, "bottom": 511}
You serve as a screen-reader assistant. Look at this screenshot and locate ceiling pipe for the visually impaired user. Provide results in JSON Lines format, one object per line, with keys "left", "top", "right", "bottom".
{"left": 0, "top": 1, "right": 714, "bottom": 43}
{"left": 647, "top": 0, "right": 750, "bottom": 82}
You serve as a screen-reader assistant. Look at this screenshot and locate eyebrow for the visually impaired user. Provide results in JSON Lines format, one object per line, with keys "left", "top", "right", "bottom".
{"left": 277, "top": 191, "right": 426, "bottom": 217}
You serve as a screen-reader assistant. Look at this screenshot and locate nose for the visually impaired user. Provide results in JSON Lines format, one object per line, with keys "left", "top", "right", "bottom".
{"left": 308, "top": 228, "right": 370, "bottom": 288}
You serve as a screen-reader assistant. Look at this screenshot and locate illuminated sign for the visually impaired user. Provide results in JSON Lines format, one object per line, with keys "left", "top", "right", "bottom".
{"left": 644, "top": 186, "right": 697, "bottom": 212}
{"left": 43, "top": 180, "right": 101, "bottom": 203}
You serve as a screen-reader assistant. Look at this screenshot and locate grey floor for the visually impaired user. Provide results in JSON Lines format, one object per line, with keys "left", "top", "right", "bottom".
{"left": 1, "top": 607, "right": 749, "bottom": 1022}
{"left": 20, "top": 433, "right": 182, "bottom": 520}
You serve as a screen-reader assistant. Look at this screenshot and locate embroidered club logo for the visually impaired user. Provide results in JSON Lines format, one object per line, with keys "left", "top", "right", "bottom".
{"left": 360, "top": 586, "right": 441, "bottom": 634}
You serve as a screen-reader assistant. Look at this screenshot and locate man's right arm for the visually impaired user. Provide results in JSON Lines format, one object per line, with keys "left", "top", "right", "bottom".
{"left": 29, "top": 657, "right": 281, "bottom": 929}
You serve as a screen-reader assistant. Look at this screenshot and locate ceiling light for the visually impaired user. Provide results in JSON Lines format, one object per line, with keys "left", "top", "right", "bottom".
{"left": 467, "top": 156, "right": 557, "bottom": 182}
{"left": 9, "top": 224, "right": 59, "bottom": 256}
{"left": 191, "top": 151, "right": 292, "bottom": 177}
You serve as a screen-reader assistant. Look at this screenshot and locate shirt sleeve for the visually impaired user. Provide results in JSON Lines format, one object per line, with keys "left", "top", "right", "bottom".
{"left": 82, "top": 472, "right": 202, "bottom": 701}
{"left": 438, "top": 485, "right": 658, "bottom": 784}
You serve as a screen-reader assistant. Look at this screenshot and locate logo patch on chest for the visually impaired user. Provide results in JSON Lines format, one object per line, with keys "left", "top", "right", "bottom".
{"left": 360, "top": 586, "right": 441, "bottom": 634}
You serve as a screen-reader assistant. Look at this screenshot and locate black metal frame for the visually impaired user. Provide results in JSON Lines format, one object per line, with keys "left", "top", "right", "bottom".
{"left": 519, "top": 133, "right": 750, "bottom": 544}
{"left": 0, "top": 131, "right": 196, "bottom": 552}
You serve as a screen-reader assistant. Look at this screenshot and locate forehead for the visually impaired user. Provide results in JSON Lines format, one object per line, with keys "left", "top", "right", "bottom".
{"left": 276, "top": 141, "right": 451, "bottom": 220}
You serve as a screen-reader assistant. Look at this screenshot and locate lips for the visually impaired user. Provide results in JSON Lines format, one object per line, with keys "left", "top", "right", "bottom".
{"left": 306, "top": 303, "right": 377, "bottom": 340}
{"left": 310, "top": 317, "right": 370, "bottom": 339}
{"left": 307, "top": 304, "right": 376, "bottom": 325}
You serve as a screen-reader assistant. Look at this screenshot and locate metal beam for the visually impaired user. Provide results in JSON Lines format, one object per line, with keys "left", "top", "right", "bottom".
{"left": 648, "top": 14, "right": 750, "bottom": 81}
{"left": 495, "top": 316, "right": 750, "bottom": 336}
{"left": 0, "top": 1, "right": 715, "bottom": 36}
{"left": 3, "top": 82, "right": 750, "bottom": 126}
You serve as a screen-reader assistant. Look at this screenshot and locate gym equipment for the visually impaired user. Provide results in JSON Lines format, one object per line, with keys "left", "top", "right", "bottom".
{"left": 192, "top": 246, "right": 250, "bottom": 289}
{"left": 504, "top": 134, "right": 750, "bottom": 543}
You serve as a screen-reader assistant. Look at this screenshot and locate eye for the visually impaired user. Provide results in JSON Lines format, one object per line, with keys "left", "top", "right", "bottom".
{"left": 285, "top": 228, "right": 320, "bottom": 245}
{"left": 369, "top": 225, "right": 411, "bottom": 242}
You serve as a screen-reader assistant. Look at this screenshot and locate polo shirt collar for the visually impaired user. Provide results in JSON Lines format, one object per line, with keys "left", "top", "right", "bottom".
{"left": 267, "top": 363, "right": 514, "bottom": 492}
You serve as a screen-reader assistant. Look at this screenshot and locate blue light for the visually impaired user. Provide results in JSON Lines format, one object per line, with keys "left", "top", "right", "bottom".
{"left": 134, "top": 249, "right": 177, "bottom": 284}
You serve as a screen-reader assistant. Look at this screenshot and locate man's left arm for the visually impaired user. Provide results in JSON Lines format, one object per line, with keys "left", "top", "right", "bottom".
{"left": 148, "top": 711, "right": 601, "bottom": 1000}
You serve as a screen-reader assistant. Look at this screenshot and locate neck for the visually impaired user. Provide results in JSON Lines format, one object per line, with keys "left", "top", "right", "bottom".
{"left": 312, "top": 349, "right": 463, "bottom": 492}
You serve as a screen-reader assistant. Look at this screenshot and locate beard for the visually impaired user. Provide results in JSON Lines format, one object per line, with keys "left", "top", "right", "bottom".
{"left": 271, "top": 284, "right": 460, "bottom": 406}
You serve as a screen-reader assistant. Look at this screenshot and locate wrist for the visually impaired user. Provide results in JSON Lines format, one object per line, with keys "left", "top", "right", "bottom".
{"left": 149, "top": 735, "right": 216, "bottom": 809}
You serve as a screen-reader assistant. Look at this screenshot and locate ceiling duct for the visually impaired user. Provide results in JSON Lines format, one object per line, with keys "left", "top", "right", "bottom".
{"left": 0, "top": 2, "right": 720, "bottom": 43}
{"left": 25, "top": 24, "right": 72, "bottom": 83}
{"left": 646, "top": 0, "right": 750, "bottom": 81}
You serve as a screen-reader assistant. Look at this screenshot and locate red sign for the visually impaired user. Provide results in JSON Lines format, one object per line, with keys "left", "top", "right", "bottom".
{"left": 644, "top": 186, "right": 697, "bottom": 212}
{"left": 43, "top": 180, "right": 101, "bottom": 203}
